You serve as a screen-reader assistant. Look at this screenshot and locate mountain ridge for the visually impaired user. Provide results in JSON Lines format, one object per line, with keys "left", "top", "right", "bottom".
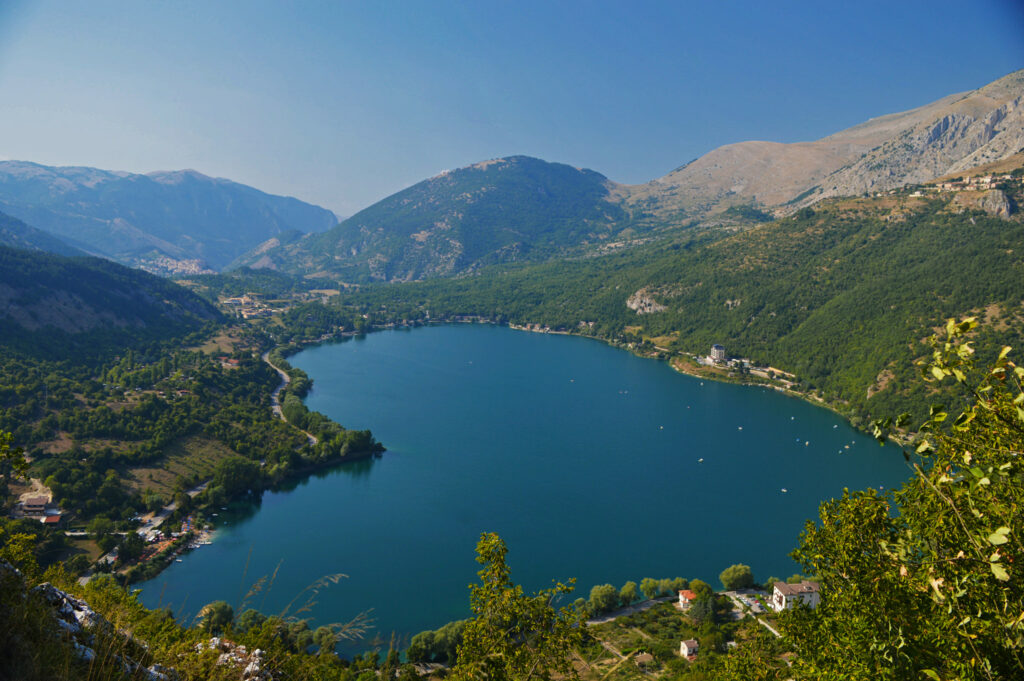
{"left": 0, "top": 161, "right": 338, "bottom": 274}
{"left": 626, "top": 69, "right": 1024, "bottom": 219}
{"left": 233, "top": 155, "right": 627, "bottom": 281}
{"left": 242, "top": 69, "right": 1024, "bottom": 283}
{"left": 0, "top": 210, "right": 85, "bottom": 257}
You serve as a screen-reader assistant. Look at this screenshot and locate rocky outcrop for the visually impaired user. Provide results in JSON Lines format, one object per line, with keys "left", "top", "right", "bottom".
{"left": 978, "top": 189, "right": 1014, "bottom": 218}
{"left": 952, "top": 189, "right": 1016, "bottom": 219}
{"left": 626, "top": 288, "right": 667, "bottom": 314}
{"left": 0, "top": 560, "right": 177, "bottom": 680}
{"left": 201, "top": 637, "right": 272, "bottom": 681}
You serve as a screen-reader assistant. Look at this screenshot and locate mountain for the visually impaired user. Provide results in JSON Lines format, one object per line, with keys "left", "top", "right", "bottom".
{"left": 232, "top": 155, "right": 628, "bottom": 281}
{"left": 346, "top": 159, "right": 1024, "bottom": 424}
{"left": 0, "top": 245, "right": 221, "bottom": 360}
{"left": 627, "top": 69, "right": 1024, "bottom": 220}
{"left": 0, "top": 162, "right": 338, "bottom": 274}
{"left": 242, "top": 71, "right": 1023, "bottom": 284}
{"left": 0, "top": 210, "right": 84, "bottom": 257}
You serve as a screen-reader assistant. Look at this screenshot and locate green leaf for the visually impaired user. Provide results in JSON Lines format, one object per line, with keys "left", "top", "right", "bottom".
{"left": 922, "top": 669, "right": 942, "bottom": 681}
{"left": 930, "top": 366, "right": 946, "bottom": 381}
{"left": 990, "top": 562, "right": 1010, "bottom": 581}
{"left": 988, "top": 527, "right": 1010, "bottom": 545}
{"left": 998, "top": 345, "right": 1012, "bottom": 361}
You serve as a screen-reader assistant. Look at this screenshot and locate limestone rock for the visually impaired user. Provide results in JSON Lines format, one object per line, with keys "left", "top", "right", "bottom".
{"left": 979, "top": 189, "right": 1014, "bottom": 218}
{"left": 626, "top": 288, "right": 667, "bottom": 314}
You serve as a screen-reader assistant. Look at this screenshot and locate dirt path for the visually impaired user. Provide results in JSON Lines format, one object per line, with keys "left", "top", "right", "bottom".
{"left": 262, "top": 351, "right": 319, "bottom": 446}
{"left": 18, "top": 477, "right": 52, "bottom": 503}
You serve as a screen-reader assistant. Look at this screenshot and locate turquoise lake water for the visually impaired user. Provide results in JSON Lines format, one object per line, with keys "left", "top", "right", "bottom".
{"left": 138, "top": 323, "right": 911, "bottom": 652}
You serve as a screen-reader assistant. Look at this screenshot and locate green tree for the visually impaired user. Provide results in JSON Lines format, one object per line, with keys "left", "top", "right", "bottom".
{"left": 689, "top": 594, "right": 716, "bottom": 625}
{"left": 0, "top": 431, "right": 27, "bottom": 503}
{"left": 451, "top": 532, "right": 585, "bottom": 681}
{"left": 639, "top": 577, "right": 660, "bottom": 600}
{"left": 689, "top": 579, "right": 713, "bottom": 598}
{"left": 780, "top": 320, "right": 1024, "bottom": 680}
{"left": 198, "top": 600, "right": 234, "bottom": 635}
{"left": 619, "top": 580, "right": 638, "bottom": 608}
{"left": 117, "top": 532, "right": 145, "bottom": 563}
{"left": 719, "top": 564, "right": 755, "bottom": 590}
{"left": 587, "top": 584, "right": 619, "bottom": 615}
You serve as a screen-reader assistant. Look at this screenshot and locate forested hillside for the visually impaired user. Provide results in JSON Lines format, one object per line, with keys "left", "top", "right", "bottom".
{"left": 234, "top": 155, "right": 633, "bottom": 281}
{"left": 0, "top": 246, "right": 221, "bottom": 361}
{"left": 0, "top": 210, "right": 84, "bottom": 257}
{"left": 336, "top": 172, "right": 1024, "bottom": 425}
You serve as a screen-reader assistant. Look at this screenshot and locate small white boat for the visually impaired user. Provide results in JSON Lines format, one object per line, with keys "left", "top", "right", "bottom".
{"left": 697, "top": 458, "right": 704, "bottom": 463}
{"left": 781, "top": 488, "right": 788, "bottom": 493}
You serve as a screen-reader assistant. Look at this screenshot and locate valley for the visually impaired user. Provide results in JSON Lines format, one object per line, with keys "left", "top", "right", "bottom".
{"left": 1, "top": 65, "right": 1023, "bottom": 681}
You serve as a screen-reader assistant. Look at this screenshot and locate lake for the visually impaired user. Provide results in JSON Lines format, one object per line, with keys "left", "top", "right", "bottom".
{"left": 138, "top": 323, "right": 910, "bottom": 651}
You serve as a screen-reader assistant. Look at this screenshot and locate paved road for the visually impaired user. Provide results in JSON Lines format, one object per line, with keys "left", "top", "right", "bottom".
{"left": 586, "top": 596, "right": 675, "bottom": 625}
{"left": 135, "top": 481, "right": 209, "bottom": 539}
{"left": 262, "top": 351, "right": 319, "bottom": 446}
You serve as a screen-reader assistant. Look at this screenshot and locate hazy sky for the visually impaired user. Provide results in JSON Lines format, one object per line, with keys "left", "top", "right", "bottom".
{"left": 1, "top": 1, "right": 1022, "bottom": 216}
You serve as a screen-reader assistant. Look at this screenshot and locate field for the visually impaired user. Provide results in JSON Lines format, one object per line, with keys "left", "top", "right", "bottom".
{"left": 125, "top": 435, "right": 237, "bottom": 496}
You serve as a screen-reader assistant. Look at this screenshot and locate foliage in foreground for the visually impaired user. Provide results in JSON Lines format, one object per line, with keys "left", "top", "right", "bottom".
{"left": 775, "top": 319, "right": 1024, "bottom": 680}
{"left": 451, "top": 532, "right": 586, "bottom": 681}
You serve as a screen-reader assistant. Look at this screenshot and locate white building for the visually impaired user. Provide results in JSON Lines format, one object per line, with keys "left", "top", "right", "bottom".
{"left": 680, "top": 639, "right": 699, "bottom": 657}
{"left": 769, "top": 581, "right": 821, "bottom": 611}
{"left": 710, "top": 344, "right": 726, "bottom": 362}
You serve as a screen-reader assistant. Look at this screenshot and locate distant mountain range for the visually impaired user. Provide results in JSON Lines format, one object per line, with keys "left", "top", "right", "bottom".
{"left": 239, "top": 69, "right": 1024, "bottom": 282}
{"left": 0, "top": 162, "right": 337, "bottom": 274}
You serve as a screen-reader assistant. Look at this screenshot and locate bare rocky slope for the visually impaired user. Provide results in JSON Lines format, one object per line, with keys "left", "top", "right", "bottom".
{"left": 625, "top": 70, "right": 1024, "bottom": 220}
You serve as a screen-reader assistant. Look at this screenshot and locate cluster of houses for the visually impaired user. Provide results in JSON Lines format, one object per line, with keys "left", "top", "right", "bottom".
{"left": 17, "top": 495, "right": 63, "bottom": 527}
{"left": 675, "top": 580, "right": 821, "bottom": 660}
{"left": 932, "top": 173, "right": 1013, "bottom": 192}
{"left": 221, "top": 294, "right": 278, "bottom": 320}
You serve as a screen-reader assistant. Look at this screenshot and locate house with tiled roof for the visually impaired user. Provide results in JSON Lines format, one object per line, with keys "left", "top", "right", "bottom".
{"left": 678, "top": 589, "right": 698, "bottom": 607}
{"left": 769, "top": 580, "right": 820, "bottom": 611}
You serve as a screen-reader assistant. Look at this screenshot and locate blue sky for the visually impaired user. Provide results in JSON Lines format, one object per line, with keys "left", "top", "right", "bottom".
{"left": 0, "top": 1, "right": 1022, "bottom": 216}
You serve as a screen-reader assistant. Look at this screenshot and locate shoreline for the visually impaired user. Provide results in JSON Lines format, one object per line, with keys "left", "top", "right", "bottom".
{"left": 283, "top": 317, "right": 862, "bottom": 430}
